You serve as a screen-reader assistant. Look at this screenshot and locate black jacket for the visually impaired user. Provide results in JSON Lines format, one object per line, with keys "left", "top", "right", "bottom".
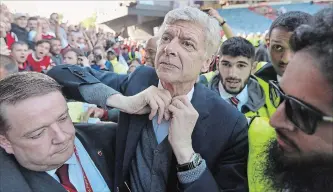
{"left": 255, "top": 62, "right": 277, "bottom": 82}
{"left": 47, "top": 65, "right": 249, "bottom": 192}
{"left": 0, "top": 123, "right": 117, "bottom": 192}
{"left": 11, "top": 23, "right": 28, "bottom": 43}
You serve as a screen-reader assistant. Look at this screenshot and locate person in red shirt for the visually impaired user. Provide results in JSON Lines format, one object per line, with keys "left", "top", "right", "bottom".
{"left": 28, "top": 18, "right": 56, "bottom": 43}
{"left": 27, "top": 39, "right": 52, "bottom": 72}
{"left": 0, "top": 15, "right": 17, "bottom": 49}
{"left": 10, "top": 41, "right": 31, "bottom": 71}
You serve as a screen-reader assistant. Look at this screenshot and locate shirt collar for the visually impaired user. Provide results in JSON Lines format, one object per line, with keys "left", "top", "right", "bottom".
{"left": 277, "top": 75, "right": 282, "bottom": 82}
{"left": 218, "top": 80, "right": 248, "bottom": 102}
{"left": 158, "top": 81, "right": 194, "bottom": 101}
{"left": 46, "top": 144, "right": 78, "bottom": 176}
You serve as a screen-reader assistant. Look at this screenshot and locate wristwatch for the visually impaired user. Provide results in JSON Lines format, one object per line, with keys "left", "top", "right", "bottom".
{"left": 220, "top": 20, "right": 226, "bottom": 27}
{"left": 176, "top": 153, "right": 202, "bottom": 172}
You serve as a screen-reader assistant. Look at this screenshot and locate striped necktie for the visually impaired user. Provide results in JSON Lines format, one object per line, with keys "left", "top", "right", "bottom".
{"left": 230, "top": 97, "right": 239, "bottom": 108}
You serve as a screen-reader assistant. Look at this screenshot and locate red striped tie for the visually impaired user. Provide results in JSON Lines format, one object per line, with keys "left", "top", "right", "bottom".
{"left": 230, "top": 97, "right": 239, "bottom": 108}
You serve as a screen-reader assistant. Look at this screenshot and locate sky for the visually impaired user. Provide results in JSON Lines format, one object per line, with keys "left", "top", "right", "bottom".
{"left": 2, "top": 0, "right": 121, "bottom": 24}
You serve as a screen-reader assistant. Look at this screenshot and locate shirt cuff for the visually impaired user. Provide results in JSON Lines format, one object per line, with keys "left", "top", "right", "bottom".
{"left": 78, "top": 83, "right": 120, "bottom": 109}
{"left": 177, "top": 159, "right": 207, "bottom": 184}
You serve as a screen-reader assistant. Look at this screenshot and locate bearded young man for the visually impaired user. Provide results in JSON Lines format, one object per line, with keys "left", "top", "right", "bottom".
{"left": 209, "top": 37, "right": 275, "bottom": 119}
{"left": 264, "top": 7, "right": 333, "bottom": 192}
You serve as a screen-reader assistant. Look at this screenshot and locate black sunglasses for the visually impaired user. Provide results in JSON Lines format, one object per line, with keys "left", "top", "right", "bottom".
{"left": 269, "top": 80, "right": 333, "bottom": 135}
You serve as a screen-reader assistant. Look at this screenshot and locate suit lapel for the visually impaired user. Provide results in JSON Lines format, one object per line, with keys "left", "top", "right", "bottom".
{"left": 122, "top": 114, "right": 149, "bottom": 177}
{"left": 190, "top": 83, "right": 210, "bottom": 152}
{"left": 20, "top": 168, "right": 67, "bottom": 192}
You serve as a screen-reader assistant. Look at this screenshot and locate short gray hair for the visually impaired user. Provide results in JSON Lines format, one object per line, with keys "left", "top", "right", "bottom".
{"left": 159, "top": 6, "right": 221, "bottom": 58}
{"left": 0, "top": 72, "right": 62, "bottom": 135}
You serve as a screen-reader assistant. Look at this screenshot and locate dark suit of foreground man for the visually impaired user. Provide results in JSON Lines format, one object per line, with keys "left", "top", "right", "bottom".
{"left": 0, "top": 73, "right": 116, "bottom": 192}
{"left": 48, "top": 7, "right": 248, "bottom": 192}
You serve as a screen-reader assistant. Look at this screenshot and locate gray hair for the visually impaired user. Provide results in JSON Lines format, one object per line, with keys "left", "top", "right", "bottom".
{"left": 159, "top": 6, "right": 221, "bottom": 58}
{"left": 0, "top": 72, "right": 62, "bottom": 135}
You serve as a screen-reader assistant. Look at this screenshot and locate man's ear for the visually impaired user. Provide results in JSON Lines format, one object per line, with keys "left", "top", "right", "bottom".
{"left": 251, "top": 61, "right": 258, "bottom": 75}
{"left": 0, "top": 135, "right": 14, "bottom": 154}
{"left": 201, "top": 55, "right": 213, "bottom": 73}
{"left": 266, "top": 39, "right": 270, "bottom": 48}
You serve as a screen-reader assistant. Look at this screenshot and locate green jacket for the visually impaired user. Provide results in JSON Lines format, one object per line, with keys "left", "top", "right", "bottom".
{"left": 248, "top": 117, "right": 276, "bottom": 192}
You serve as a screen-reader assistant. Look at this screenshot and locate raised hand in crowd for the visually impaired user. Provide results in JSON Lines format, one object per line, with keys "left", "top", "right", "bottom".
{"left": 206, "top": 7, "right": 234, "bottom": 38}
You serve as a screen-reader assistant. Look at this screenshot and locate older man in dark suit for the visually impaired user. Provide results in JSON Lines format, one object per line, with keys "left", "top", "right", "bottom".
{"left": 48, "top": 6, "right": 248, "bottom": 192}
{"left": 0, "top": 72, "right": 116, "bottom": 192}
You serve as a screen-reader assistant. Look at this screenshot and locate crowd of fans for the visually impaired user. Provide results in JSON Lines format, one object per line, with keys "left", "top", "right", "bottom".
{"left": 0, "top": 2, "right": 332, "bottom": 192}
{"left": 0, "top": 3, "right": 149, "bottom": 77}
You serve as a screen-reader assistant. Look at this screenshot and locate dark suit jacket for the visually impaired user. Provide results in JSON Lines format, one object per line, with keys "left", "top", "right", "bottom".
{"left": 255, "top": 62, "right": 277, "bottom": 82}
{"left": 0, "top": 123, "right": 117, "bottom": 192}
{"left": 47, "top": 65, "right": 249, "bottom": 192}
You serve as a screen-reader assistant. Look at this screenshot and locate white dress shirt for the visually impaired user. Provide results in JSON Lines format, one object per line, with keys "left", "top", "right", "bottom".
{"left": 152, "top": 81, "right": 195, "bottom": 144}
{"left": 218, "top": 81, "right": 249, "bottom": 112}
{"left": 47, "top": 137, "right": 110, "bottom": 192}
{"left": 277, "top": 75, "right": 282, "bottom": 82}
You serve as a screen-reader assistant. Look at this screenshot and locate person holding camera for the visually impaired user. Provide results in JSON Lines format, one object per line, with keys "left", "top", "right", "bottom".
{"left": 90, "top": 46, "right": 114, "bottom": 72}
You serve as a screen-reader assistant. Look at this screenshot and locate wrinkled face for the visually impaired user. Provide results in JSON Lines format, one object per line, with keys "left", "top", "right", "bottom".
{"left": 15, "top": 16, "right": 28, "bottom": 29}
{"left": 268, "top": 28, "right": 294, "bottom": 76}
{"left": 270, "top": 51, "right": 333, "bottom": 158}
{"left": 35, "top": 42, "right": 50, "bottom": 59}
{"left": 145, "top": 38, "right": 157, "bottom": 67}
{"left": 50, "top": 39, "right": 62, "bottom": 55}
{"left": 155, "top": 21, "right": 210, "bottom": 85}
{"left": 11, "top": 44, "right": 29, "bottom": 64}
{"left": 218, "top": 55, "right": 253, "bottom": 95}
{"left": 63, "top": 51, "right": 78, "bottom": 65}
{"left": 28, "top": 19, "right": 37, "bottom": 31}
{"left": 0, "top": 91, "right": 75, "bottom": 171}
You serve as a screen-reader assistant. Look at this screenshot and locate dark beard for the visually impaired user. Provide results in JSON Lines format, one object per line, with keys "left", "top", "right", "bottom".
{"left": 264, "top": 140, "right": 333, "bottom": 192}
{"left": 222, "top": 75, "right": 250, "bottom": 95}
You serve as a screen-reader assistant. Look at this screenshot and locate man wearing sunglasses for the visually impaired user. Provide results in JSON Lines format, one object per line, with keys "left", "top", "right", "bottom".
{"left": 255, "top": 11, "right": 313, "bottom": 82}
{"left": 264, "top": 8, "right": 333, "bottom": 192}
